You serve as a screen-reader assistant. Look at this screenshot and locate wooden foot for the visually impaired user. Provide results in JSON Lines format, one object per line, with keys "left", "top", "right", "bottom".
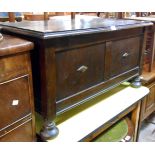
{"left": 131, "top": 77, "right": 142, "bottom": 88}
{"left": 40, "top": 121, "right": 59, "bottom": 141}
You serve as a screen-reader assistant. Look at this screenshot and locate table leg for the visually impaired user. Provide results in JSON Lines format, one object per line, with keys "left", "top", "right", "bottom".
{"left": 131, "top": 101, "right": 141, "bottom": 142}
{"left": 38, "top": 46, "right": 59, "bottom": 141}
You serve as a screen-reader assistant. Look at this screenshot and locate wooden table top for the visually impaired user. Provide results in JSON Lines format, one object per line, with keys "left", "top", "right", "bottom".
{"left": 0, "top": 34, "right": 34, "bottom": 57}
{"left": 0, "top": 15, "right": 152, "bottom": 39}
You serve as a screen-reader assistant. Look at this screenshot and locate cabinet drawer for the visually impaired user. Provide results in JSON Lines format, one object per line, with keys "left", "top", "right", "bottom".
{"left": 0, "top": 119, "right": 34, "bottom": 142}
{"left": 146, "top": 85, "right": 155, "bottom": 110}
{"left": 0, "top": 76, "right": 31, "bottom": 129}
{"left": 0, "top": 54, "right": 28, "bottom": 83}
{"left": 110, "top": 37, "right": 141, "bottom": 77}
{"left": 56, "top": 43, "right": 105, "bottom": 101}
{"left": 141, "top": 83, "right": 155, "bottom": 120}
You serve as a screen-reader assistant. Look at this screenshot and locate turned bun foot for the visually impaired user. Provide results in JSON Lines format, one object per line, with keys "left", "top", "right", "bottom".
{"left": 40, "top": 122, "right": 59, "bottom": 141}
{"left": 131, "top": 77, "right": 142, "bottom": 88}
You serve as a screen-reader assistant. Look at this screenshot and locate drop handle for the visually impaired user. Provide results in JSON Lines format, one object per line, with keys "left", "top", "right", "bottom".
{"left": 122, "top": 52, "right": 129, "bottom": 58}
{"left": 77, "top": 65, "right": 88, "bottom": 73}
{"left": 144, "top": 50, "right": 149, "bottom": 55}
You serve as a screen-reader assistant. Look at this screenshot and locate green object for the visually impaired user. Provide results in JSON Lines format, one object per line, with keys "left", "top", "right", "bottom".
{"left": 121, "top": 81, "right": 131, "bottom": 86}
{"left": 93, "top": 119, "right": 128, "bottom": 142}
{"left": 35, "top": 112, "right": 44, "bottom": 134}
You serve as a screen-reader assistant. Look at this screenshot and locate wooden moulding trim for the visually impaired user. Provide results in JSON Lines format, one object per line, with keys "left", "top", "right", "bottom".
{"left": 54, "top": 34, "right": 143, "bottom": 53}
{"left": 1, "top": 22, "right": 152, "bottom": 39}
{"left": 0, "top": 113, "right": 31, "bottom": 135}
{"left": 56, "top": 67, "right": 139, "bottom": 115}
{"left": 0, "top": 74, "right": 29, "bottom": 85}
{"left": 0, "top": 118, "right": 32, "bottom": 138}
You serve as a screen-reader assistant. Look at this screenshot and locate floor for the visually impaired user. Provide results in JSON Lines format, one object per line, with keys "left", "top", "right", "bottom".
{"left": 138, "top": 112, "right": 155, "bottom": 142}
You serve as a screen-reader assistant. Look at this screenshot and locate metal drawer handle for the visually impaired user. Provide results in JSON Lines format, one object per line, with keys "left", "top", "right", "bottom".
{"left": 144, "top": 50, "right": 149, "bottom": 55}
{"left": 77, "top": 65, "right": 88, "bottom": 73}
{"left": 122, "top": 52, "right": 129, "bottom": 57}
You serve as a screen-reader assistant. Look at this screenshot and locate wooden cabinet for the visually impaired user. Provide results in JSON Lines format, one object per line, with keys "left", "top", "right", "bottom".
{"left": 0, "top": 16, "right": 152, "bottom": 141}
{"left": 0, "top": 34, "right": 35, "bottom": 141}
{"left": 55, "top": 29, "right": 144, "bottom": 113}
{"left": 125, "top": 16, "right": 155, "bottom": 135}
{"left": 141, "top": 82, "right": 155, "bottom": 120}
{"left": 141, "top": 71, "right": 155, "bottom": 121}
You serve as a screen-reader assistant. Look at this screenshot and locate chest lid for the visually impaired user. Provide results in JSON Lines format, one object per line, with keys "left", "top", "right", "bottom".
{"left": 0, "top": 15, "right": 153, "bottom": 39}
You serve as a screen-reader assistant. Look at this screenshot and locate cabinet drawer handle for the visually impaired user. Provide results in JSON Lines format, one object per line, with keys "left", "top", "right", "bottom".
{"left": 77, "top": 65, "right": 88, "bottom": 73}
{"left": 144, "top": 50, "right": 149, "bottom": 55}
{"left": 122, "top": 52, "right": 129, "bottom": 58}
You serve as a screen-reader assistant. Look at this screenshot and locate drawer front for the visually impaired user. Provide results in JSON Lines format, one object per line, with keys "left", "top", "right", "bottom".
{"left": 146, "top": 85, "right": 155, "bottom": 110}
{"left": 140, "top": 83, "right": 155, "bottom": 121}
{"left": 143, "top": 83, "right": 155, "bottom": 119}
{"left": 0, "top": 76, "right": 31, "bottom": 129}
{"left": 56, "top": 43, "right": 105, "bottom": 101}
{"left": 0, "top": 120, "right": 34, "bottom": 142}
{"left": 110, "top": 37, "right": 141, "bottom": 77}
{"left": 0, "top": 54, "right": 28, "bottom": 83}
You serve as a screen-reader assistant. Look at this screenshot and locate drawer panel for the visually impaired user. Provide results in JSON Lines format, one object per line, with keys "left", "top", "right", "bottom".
{"left": 146, "top": 85, "right": 155, "bottom": 109}
{"left": 0, "top": 54, "right": 28, "bottom": 82}
{"left": 56, "top": 43, "right": 105, "bottom": 101}
{"left": 142, "top": 83, "right": 155, "bottom": 120}
{"left": 110, "top": 36, "right": 141, "bottom": 77}
{"left": 0, "top": 76, "right": 31, "bottom": 129}
{"left": 0, "top": 120, "right": 34, "bottom": 142}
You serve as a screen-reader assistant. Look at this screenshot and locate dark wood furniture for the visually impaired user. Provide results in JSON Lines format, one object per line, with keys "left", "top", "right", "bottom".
{"left": 125, "top": 16, "right": 155, "bottom": 129}
{"left": 0, "top": 34, "right": 35, "bottom": 141}
{"left": 140, "top": 66, "right": 155, "bottom": 122}
{"left": 125, "top": 16, "right": 155, "bottom": 72}
{"left": 0, "top": 16, "right": 152, "bottom": 141}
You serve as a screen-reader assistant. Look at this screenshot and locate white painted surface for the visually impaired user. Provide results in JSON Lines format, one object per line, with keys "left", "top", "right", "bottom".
{"left": 49, "top": 86, "right": 149, "bottom": 142}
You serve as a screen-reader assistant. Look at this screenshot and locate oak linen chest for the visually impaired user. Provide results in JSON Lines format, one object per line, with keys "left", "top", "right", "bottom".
{"left": 0, "top": 16, "right": 152, "bottom": 141}
{"left": 0, "top": 34, "right": 35, "bottom": 141}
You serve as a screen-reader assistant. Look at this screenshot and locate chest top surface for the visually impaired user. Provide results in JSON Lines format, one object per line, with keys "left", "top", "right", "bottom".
{"left": 0, "top": 34, "right": 34, "bottom": 57}
{"left": 0, "top": 15, "right": 153, "bottom": 39}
